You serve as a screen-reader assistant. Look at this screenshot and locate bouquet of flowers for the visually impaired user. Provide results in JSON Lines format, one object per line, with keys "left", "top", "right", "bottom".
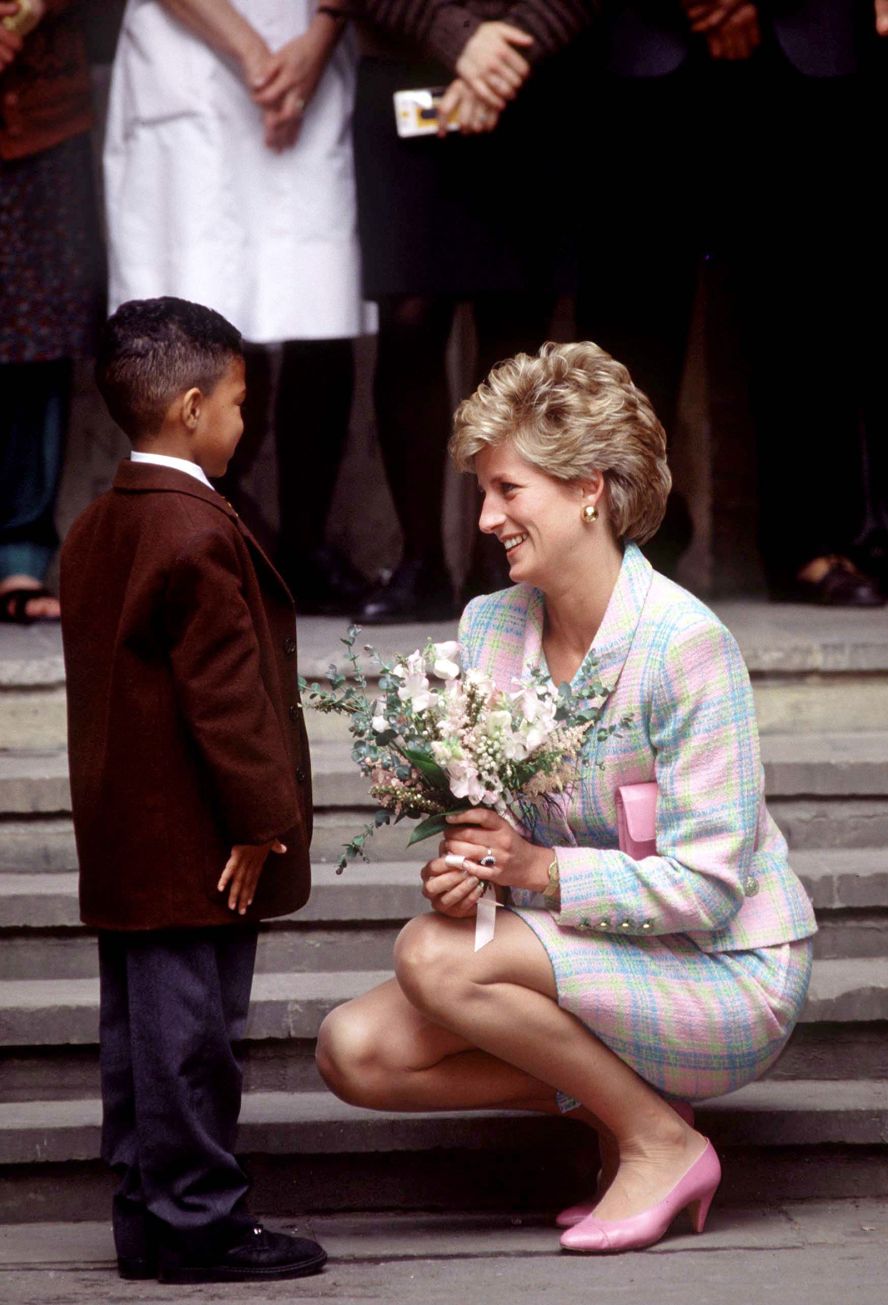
{"left": 300, "top": 627, "right": 630, "bottom": 873}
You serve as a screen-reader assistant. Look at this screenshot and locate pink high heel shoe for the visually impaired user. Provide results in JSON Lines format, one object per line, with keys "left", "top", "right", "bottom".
{"left": 555, "top": 1100, "right": 696, "bottom": 1229}
{"left": 559, "top": 1140, "right": 721, "bottom": 1254}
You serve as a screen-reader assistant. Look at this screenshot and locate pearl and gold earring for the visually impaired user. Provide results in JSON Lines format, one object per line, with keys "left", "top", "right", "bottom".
{"left": 582, "top": 503, "right": 599, "bottom": 524}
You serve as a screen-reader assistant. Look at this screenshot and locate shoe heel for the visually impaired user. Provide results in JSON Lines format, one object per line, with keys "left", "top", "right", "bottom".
{"left": 688, "top": 1186, "right": 716, "bottom": 1234}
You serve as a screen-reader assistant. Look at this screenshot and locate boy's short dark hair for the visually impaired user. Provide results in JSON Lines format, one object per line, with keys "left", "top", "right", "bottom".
{"left": 95, "top": 297, "right": 243, "bottom": 439}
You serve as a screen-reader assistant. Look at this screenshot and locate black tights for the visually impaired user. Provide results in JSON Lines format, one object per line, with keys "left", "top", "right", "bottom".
{"left": 373, "top": 292, "right": 554, "bottom": 574}
{"left": 222, "top": 339, "right": 354, "bottom": 582}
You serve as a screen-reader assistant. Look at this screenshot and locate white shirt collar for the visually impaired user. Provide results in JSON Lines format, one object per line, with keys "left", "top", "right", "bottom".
{"left": 130, "top": 451, "right": 215, "bottom": 492}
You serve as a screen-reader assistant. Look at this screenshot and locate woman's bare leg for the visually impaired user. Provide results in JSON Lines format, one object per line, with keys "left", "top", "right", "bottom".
{"left": 317, "top": 977, "right": 561, "bottom": 1116}
{"left": 392, "top": 911, "right": 707, "bottom": 1222}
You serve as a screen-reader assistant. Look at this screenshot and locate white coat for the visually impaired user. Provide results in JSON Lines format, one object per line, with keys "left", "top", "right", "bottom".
{"left": 104, "top": 0, "right": 371, "bottom": 342}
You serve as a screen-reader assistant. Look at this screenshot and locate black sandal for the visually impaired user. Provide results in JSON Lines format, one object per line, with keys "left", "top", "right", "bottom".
{"left": 0, "top": 586, "right": 60, "bottom": 625}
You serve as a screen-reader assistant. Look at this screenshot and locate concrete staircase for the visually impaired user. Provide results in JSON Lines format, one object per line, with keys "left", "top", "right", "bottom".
{"left": 0, "top": 609, "right": 886, "bottom": 1221}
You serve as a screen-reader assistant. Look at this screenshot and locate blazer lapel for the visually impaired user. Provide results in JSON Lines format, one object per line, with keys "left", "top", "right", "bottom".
{"left": 577, "top": 542, "right": 654, "bottom": 699}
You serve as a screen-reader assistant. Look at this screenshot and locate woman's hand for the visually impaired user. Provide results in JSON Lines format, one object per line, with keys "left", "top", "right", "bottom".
{"left": 455, "top": 21, "right": 533, "bottom": 111}
{"left": 420, "top": 854, "right": 487, "bottom": 918}
{"left": 441, "top": 808, "right": 551, "bottom": 893}
{"left": 681, "top": 0, "right": 746, "bottom": 31}
{"left": 252, "top": 21, "right": 337, "bottom": 150}
{"left": 0, "top": 3, "right": 25, "bottom": 69}
{"left": 877, "top": 0, "right": 888, "bottom": 37}
{"left": 705, "top": 3, "right": 760, "bottom": 59}
{"left": 437, "top": 78, "right": 501, "bottom": 135}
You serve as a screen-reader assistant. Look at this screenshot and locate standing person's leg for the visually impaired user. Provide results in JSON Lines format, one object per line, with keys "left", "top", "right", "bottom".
{"left": 734, "top": 49, "right": 882, "bottom": 604}
{"left": 461, "top": 292, "right": 556, "bottom": 597}
{"left": 358, "top": 295, "right": 458, "bottom": 622}
{"left": 101, "top": 926, "right": 326, "bottom": 1281}
{"left": 98, "top": 932, "right": 156, "bottom": 1280}
{"left": 120, "top": 928, "right": 258, "bottom": 1241}
{"left": 0, "top": 358, "right": 71, "bottom": 621}
{"left": 274, "top": 337, "right": 364, "bottom": 612}
{"left": 574, "top": 69, "right": 700, "bottom": 577}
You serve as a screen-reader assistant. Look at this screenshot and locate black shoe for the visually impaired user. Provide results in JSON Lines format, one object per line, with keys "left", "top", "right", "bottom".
{"left": 778, "top": 556, "right": 885, "bottom": 607}
{"left": 357, "top": 558, "right": 456, "bottom": 624}
{"left": 281, "top": 545, "right": 370, "bottom": 616}
{"left": 158, "top": 1221, "right": 327, "bottom": 1284}
{"left": 113, "top": 1195, "right": 160, "bottom": 1280}
{"left": 117, "top": 1254, "right": 158, "bottom": 1281}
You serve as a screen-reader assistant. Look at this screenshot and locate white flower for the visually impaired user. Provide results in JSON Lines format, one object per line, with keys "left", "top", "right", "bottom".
{"left": 430, "top": 640, "right": 461, "bottom": 679}
{"left": 465, "top": 667, "right": 490, "bottom": 687}
{"left": 396, "top": 651, "right": 432, "bottom": 712}
{"left": 445, "top": 757, "right": 486, "bottom": 806}
{"left": 432, "top": 654, "right": 460, "bottom": 681}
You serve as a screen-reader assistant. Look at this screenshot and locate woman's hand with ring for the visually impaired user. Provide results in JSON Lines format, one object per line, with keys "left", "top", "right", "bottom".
{"left": 252, "top": 29, "right": 331, "bottom": 149}
{"left": 420, "top": 854, "right": 486, "bottom": 919}
{"left": 441, "top": 808, "right": 551, "bottom": 893}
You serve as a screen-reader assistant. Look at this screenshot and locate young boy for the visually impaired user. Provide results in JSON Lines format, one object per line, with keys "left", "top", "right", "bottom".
{"left": 60, "top": 297, "right": 325, "bottom": 1283}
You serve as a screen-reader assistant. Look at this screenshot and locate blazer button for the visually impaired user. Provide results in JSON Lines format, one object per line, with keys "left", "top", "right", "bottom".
{"left": 283, "top": 637, "right": 298, "bottom": 657}
{"left": 641, "top": 920, "right": 653, "bottom": 932}
{"left": 744, "top": 876, "right": 760, "bottom": 897}
{"left": 597, "top": 919, "right": 609, "bottom": 930}
{"left": 620, "top": 920, "right": 632, "bottom": 931}
{"left": 288, "top": 703, "right": 302, "bottom": 722}
{"left": 295, "top": 767, "right": 306, "bottom": 783}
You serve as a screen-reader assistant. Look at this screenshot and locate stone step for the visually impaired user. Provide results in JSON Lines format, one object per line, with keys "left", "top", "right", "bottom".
{"left": 1, "top": 847, "right": 883, "bottom": 921}
{"left": 4, "top": 733, "right": 888, "bottom": 822}
{"left": 0, "top": 958, "right": 884, "bottom": 1051}
{"left": 5, "top": 609, "right": 888, "bottom": 749}
{"left": 2, "top": 1020, "right": 885, "bottom": 1106}
{"left": 1, "top": 1080, "right": 885, "bottom": 1170}
{"left": 5, "top": 799, "right": 888, "bottom": 870}
{"left": 1, "top": 853, "right": 885, "bottom": 979}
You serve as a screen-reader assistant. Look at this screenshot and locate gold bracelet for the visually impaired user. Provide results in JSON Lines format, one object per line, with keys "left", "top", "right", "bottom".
{"left": 2, "top": 1, "right": 40, "bottom": 39}
{"left": 542, "top": 857, "right": 560, "bottom": 903}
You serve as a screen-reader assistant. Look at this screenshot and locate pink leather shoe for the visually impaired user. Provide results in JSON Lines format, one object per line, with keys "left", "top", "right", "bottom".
{"left": 559, "top": 1140, "right": 721, "bottom": 1254}
{"left": 555, "top": 1100, "right": 696, "bottom": 1229}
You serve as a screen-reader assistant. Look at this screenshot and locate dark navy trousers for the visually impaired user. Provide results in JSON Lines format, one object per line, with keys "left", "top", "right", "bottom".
{"left": 97, "top": 927, "right": 259, "bottom": 1258}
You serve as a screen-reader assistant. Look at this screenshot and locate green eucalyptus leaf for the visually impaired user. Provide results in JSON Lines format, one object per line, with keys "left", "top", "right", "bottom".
{"left": 406, "top": 812, "right": 450, "bottom": 846}
{"left": 401, "top": 747, "right": 450, "bottom": 790}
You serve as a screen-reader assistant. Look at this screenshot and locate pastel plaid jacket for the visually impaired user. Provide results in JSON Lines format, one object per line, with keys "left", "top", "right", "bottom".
{"left": 459, "top": 543, "right": 818, "bottom": 953}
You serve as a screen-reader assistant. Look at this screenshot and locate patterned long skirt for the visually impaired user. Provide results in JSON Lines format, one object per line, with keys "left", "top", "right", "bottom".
{"left": 0, "top": 132, "right": 104, "bottom": 365}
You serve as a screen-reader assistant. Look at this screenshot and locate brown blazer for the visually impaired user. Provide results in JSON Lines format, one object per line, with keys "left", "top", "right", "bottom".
{"left": 60, "top": 462, "right": 313, "bottom": 931}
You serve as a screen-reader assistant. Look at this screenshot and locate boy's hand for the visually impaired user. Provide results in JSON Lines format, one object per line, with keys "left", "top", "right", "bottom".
{"left": 218, "top": 839, "right": 286, "bottom": 914}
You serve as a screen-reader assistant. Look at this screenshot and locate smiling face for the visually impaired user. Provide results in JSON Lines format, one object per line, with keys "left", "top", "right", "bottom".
{"left": 475, "top": 442, "right": 602, "bottom": 591}
{"left": 190, "top": 355, "right": 247, "bottom": 478}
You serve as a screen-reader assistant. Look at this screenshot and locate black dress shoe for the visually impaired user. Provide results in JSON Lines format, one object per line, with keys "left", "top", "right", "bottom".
{"left": 357, "top": 558, "right": 456, "bottom": 624}
{"left": 783, "top": 556, "right": 885, "bottom": 607}
{"left": 158, "top": 1221, "right": 327, "bottom": 1284}
{"left": 117, "top": 1254, "right": 157, "bottom": 1281}
{"left": 281, "top": 545, "right": 370, "bottom": 616}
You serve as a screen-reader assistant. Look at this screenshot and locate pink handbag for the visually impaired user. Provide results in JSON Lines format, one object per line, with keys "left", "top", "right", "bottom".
{"left": 616, "top": 781, "right": 658, "bottom": 859}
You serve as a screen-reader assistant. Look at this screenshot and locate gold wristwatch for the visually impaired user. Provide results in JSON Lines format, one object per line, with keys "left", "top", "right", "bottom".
{"left": 542, "top": 857, "right": 560, "bottom": 905}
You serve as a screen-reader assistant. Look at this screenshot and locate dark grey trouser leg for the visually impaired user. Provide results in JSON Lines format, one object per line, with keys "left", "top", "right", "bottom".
{"left": 98, "top": 927, "right": 259, "bottom": 1251}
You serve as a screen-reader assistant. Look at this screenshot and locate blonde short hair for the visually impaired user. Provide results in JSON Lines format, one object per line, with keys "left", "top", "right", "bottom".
{"left": 450, "top": 341, "right": 671, "bottom": 545}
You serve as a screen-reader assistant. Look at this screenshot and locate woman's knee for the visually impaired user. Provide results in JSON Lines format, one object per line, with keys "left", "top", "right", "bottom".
{"left": 315, "top": 1001, "right": 389, "bottom": 1106}
{"left": 393, "top": 914, "right": 471, "bottom": 1013}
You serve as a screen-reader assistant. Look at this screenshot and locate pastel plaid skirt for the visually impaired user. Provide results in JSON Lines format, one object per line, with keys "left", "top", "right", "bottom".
{"left": 510, "top": 905, "right": 813, "bottom": 1101}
